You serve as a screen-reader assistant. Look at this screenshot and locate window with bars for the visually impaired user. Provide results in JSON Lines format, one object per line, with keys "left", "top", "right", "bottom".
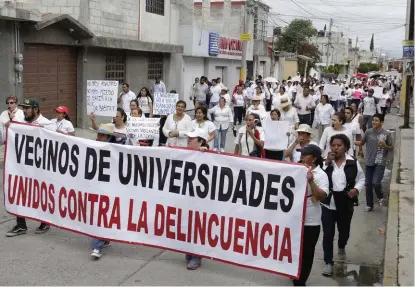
{"left": 146, "top": 0, "right": 164, "bottom": 16}
{"left": 148, "top": 53, "right": 163, "bottom": 80}
{"left": 105, "top": 51, "right": 126, "bottom": 83}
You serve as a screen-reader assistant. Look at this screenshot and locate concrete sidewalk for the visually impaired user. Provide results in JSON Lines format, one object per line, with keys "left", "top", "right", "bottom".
{"left": 383, "top": 113, "right": 414, "bottom": 286}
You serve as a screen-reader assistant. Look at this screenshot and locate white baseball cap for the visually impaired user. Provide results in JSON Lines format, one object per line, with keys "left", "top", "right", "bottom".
{"left": 187, "top": 130, "right": 209, "bottom": 141}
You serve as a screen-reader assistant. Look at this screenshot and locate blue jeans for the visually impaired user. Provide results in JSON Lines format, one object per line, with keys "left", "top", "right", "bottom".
{"left": 365, "top": 165, "right": 385, "bottom": 208}
{"left": 363, "top": 115, "right": 373, "bottom": 131}
{"left": 214, "top": 127, "right": 228, "bottom": 149}
{"left": 91, "top": 239, "right": 108, "bottom": 251}
{"left": 330, "top": 100, "right": 339, "bottom": 111}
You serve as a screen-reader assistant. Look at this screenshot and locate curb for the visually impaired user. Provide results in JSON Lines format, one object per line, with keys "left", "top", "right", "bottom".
{"left": 382, "top": 125, "right": 401, "bottom": 286}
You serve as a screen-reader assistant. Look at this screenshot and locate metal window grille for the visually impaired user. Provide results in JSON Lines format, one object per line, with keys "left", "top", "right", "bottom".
{"left": 105, "top": 51, "right": 125, "bottom": 83}
{"left": 146, "top": 0, "right": 164, "bottom": 16}
{"left": 148, "top": 53, "right": 163, "bottom": 80}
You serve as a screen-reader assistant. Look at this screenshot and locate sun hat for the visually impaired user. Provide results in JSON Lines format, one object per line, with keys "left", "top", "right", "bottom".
{"left": 187, "top": 129, "right": 208, "bottom": 141}
{"left": 90, "top": 124, "right": 114, "bottom": 135}
{"left": 280, "top": 95, "right": 292, "bottom": 108}
{"left": 55, "top": 106, "right": 68, "bottom": 113}
{"left": 293, "top": 124, "right": 314, "bottom": 138}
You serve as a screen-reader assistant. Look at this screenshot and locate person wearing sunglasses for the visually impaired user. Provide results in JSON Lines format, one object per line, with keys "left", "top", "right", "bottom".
{"left": 0, "top": 96, "right": 24, "bottom": 128}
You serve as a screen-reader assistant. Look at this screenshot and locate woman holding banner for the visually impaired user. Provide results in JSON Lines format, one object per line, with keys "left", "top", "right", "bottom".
{"left": 162, "top": 100, "right": 192, "bottom": 147}
{"left": 294, "top": 144, "right": 329, "bottom": 286}
{"left": 234, "top": 113, "right": 264, "bottom": 157}
{"left": 51, "top": 106, "right": 75, "bottom": 136}
{"left": 137, "top": 87, "right": 153, "bottom": 118}
{"left": 190, "top": 107, "right": 215, "bottom": 147}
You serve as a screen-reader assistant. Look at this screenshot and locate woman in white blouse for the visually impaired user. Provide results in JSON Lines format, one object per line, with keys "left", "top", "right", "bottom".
{"left": 220, "top": 88, "right": 231, "bottom": 107}
{"left": 234, "top": 113, "right": 264, "bottom": 157}
{"left": 379, "top": 87, "right": 391, "bottom": 116}
{"left": 271, "top": 86, "right": 286, "bottom": 110}
{"left": 137, "top": 87, "right": 153, "bottom": 118}
{"left": 162, "top": 100, "right": 192, "bottom": 147}
{"left": 209, "top": 97, "right": 233, "bottom": 152}
{"left": 51, "top": 106, "right": 75, "bottom": 136}
{"left": 314, "top": 95, "right": 335, "bottom": 139}
{"left": 190, "top": 107, "right": 216, "bottom": 148}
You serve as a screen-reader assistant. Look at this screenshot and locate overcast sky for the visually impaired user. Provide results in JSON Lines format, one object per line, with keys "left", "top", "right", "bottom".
{"left": 262, "top": 0, "right": 407, "bottom": 59}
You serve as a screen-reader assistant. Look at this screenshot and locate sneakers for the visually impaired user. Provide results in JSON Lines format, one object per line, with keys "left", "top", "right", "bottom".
{"left": 220, "top": 148, "right": 225, "bottom": 153}
{"left": 365, "top": 206, "right": 373, "bottom": 212}
{"left": 379, "top": 198, "right": 385, "bottom": 206}
{"left": 35, "top": 223, "right": 50, "bottom": 234}
{"left": 213, "top": 148, "right": 218, "bottom": 152}
{"left": 187, "top": 257, "right": 201, "bottom": 270}
{"left": 6, "top": 225, "right": 27, "bottom": 237}
{"left": 322, "top": 264, "right": 333, "bottom": 277}
{"left": 338, "top": 248, "right": 346, "bottom": 262}
{"left": 91, "top": 249, "right": 102, "bottom": 259}
{"left": 103, "top": 241, "right": 111, "bottom": 248}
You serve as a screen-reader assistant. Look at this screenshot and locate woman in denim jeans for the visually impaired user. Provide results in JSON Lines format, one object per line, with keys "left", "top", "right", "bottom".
{"left": 208, "top": 98, "right": 233, "bottom": 152}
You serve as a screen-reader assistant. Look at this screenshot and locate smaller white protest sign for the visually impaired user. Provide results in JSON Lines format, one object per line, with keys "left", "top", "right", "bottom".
{"left": 324, "top": 84, "right": 341, "bottom": 100}
{"left": 126, "top": 118, "right": 160, "bottom": 142}
{"left": 264, "top": 119, "right": 291, "bottom": 150}
{"left": 373, "top": 86, "right": 383, "bottom": 99}
{"left": 153, "top": 93, "right": 179, "bottom": 116}
{"left": 87, "top": 80, "right": 118, "bottom": 117}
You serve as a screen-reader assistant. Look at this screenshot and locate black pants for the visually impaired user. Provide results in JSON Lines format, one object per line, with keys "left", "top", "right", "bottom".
{"left": 16, "top": 217, "right": 45, "bottom": 228}
{"left": 158, "top": 116, "right": 168, "bottom": 146}
{"left": 298, "top": 114, "right": 312, "bottom": 126}
{"left": 321, "top": 196, "right": 354, "bottom": 265}
{"left": 381, "top": 107, "right": 387, "bottom": 117}
{"left": 293, "top": 225, "right": 321, "bottom": 286}
{"left": 264, "top": 149, "right": 284, "bottom": 161}
{"left": 233, "top": 106, "right": 243, "bottom": 125}
{"left": 266, "top": 99, "right": 271, "bottom": 112}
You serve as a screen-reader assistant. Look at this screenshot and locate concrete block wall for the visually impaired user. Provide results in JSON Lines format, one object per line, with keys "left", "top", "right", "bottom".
{"left": 39, "top": 0, "right": 81, "bottom": 19}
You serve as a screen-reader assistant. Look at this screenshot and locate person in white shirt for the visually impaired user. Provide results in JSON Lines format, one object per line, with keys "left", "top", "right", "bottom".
{"left": 117, "top": 83, "right": 136, "bottom": 113}
{"left": 343, "top": 107, "right": 362, "bottom": 157}
{"left": 190, "top": 107, "right": 216, "bottom": 148}
{"left": 209, "top": 98, "right": 233, "bottom": 152}
{"left": 129, "top": 100, "right": 146, "bottom": 120}
{"left": 51, "top": 106, "right": 75, "bottom": 136}
{"left": 279, "top": 95, "right": 300, "bottom": 139}
{"left": 245, "top": 82, "right": 255, "bottom": 109}
{"left": 6, "top": 98, "right": 57, "bottom": 237}
{"left": 359, "top": 88, "right": 381, "bottom": 131}
{"left": 246, "top": 95, "right": 267, "bottom": 120}
{"left": 90, "top": 108, "right": 128, "bottom": 135}
{"left": 294, "top": 87, "right": 316, "bottom": 126}
{"left": 319, "top": 112, "right": 354, "bottom": 159}
{"left": 162, "top": 100, "right": 192, "bottom": 147}
{"left": 137, "top": 87, "right": 153, "bottom": 117}
{"left": 265, "top": 82, "right": 273, "bottom": 111}
{"left": 314, "top": 95, "right": 335, "bottom": 139}
{"left": 234, "top": 113, "right": 264, "bottom": 157}
{"left": 379, "top": 88, "right": 391, "bottom": 116}
{"left": 220, "top": 88, "right": 231, "bottom": 107}
{"left": 209, "top": 79, "right": 222, "bottom": 109}
{"left": 284, "top": 124, "right": 319, "bottom": 163}
{"left": 216, "top": 77, "right": 226, "bottom": 90}
{"left": 271, "top": 86, "right": 286, "bottom": 110}
{"left": 152, "top": 75, "right": 167, "bottom": 94}
{"left": 294, "top": 144, "right": 329, "bottom": 286}
{"left": 233, "top": 86, "right": 246, "bottom": 126}
{"left": 320, "top": 134, "right": 365, "bottom": 277}
{"left": 0, "top": 96, "right": 24, "bottom": 142}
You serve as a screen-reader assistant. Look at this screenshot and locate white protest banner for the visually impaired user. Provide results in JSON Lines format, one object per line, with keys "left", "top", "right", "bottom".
{"left": 264, "top": 119, "right": 291, "bottom": 150}
{"left": 4, "top": 123, "right": 308, "bottom": 279}
{"left": 153, "top": 93, "right": 179, "bottom": 115}
{"left": 323, "top": 84, "right": 341, "bottom": 100}
{"left": 126, "top": 117, "right": 160, "bottom": 142}
{"left": 87, "top": 80, "right": 118, "bottom": 116}
{"left": 373, "top": 86, "right": 383, "bottom": 98}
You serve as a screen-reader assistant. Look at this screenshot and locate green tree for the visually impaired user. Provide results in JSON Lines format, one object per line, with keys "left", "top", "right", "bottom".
{"left": 370, "top": 34, "right": 374, "bottom": 52}
{"left": 357, "top": 62, "right": 380, "bottom": 73}
{"left": 276, "top": 19, "right": 320, "bottom": 76}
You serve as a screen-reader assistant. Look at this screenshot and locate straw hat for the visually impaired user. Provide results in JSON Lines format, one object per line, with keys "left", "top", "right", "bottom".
{"left": 280, "top": 95, "right": 292, "bottom": 108}
{"left": 90, "top": 124, "right": 114, "bottom": 135}
{"left": 292, "top": 124, "right": 314, "bottom": 138}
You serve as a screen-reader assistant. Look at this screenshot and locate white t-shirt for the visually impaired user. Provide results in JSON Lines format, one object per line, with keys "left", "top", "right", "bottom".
{"left": 19, "top": 114, "right": 57, "bottom": 131}
{"left": 314, "top": 103, "right": 334, "bottom": 125}
{"left": 222, "top": 94, "right": 231, "bottom": 107}
{"left": 210, "top": 85, "right": 222, "bottom": 103}
{"left": 319, "top": 127, "right": 354, "bottom": 158}
{"left": 246, "top": 87, "right": 255, "bottom": 100}
{"left": 343, "top": 121, "right": 361, "bottom": 151}
{"left": 305, "top": 166, "right": 329, "bottom": 226}
{"left": 234, "top": 126, "right": 264, "bottom": 156}
{"left": 379, "top": 93, "right": 390, "bottom": 107}
{"left": 121, "top": 91, "right": 136, "bottom": 112}
{"left": 51, "top": 118, "right": 75, "bottom": 134}
{"left": 294, "top": 94, "right": 316, "bottom": 115}
{"left": 233, "top": 93, "right": 245, "bottom": 107}
{"left": 137, "top": 96, "right": 152, "bottom": 114}
{"left": 246, "top": 105, "right": 267, "bottom": 120}
{"left": 271, "top": 94, "right": 283, "bottom": 110}
{"left": 107, "top": 123, "right": 127, "bottom": 134}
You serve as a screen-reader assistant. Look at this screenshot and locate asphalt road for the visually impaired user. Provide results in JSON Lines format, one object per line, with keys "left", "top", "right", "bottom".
{"left": 0, "top": 114, "right": 397, "bottom": 285}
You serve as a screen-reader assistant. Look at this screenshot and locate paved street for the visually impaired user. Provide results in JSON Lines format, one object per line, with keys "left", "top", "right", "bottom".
{"left": 0, "top": 112, "right": 400, "bottom": 286}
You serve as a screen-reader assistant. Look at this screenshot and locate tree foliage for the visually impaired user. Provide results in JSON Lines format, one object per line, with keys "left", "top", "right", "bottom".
{"left": 323, "top": 64, "right": 342, "bottom": 75}
{"left": 370, "top": 34, "right": 374, "bottom": 52}
{"left": 276, "top": 19, "right": 320, "bottom": 76}
{"left": 357, "top": 62, "right": 380, "bottom": 73}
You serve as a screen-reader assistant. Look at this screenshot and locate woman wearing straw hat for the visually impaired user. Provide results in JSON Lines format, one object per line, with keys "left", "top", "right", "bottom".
{"left": 284, "top": 124, "right": 319, "bottom": 163}
{"left": 246, "top": 95, "right": 267, "bottom": 119}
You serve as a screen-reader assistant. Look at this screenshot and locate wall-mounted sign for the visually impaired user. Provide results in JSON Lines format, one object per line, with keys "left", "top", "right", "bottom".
{"left": 240, "top": 33, "right": 252, "bottom": 41}
{"left": 208, "top": 32, "right": 220, "bottom": 56}
{"left": 219, "top": 37, "right": 242, "bottom": 56}
{"left": 402, "top": 40, "right": 414, "bottom": 59}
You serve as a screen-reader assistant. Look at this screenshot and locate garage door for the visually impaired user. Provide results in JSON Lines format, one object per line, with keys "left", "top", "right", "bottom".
{"left": 23, "top": 44, "right": 77, "bottom": 126}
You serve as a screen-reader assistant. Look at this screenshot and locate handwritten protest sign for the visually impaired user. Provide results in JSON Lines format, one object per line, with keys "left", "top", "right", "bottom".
{"left": 126, "top": 117, "right": 160, "bottom": 142}
{"left": 264, "top": 119, "right": 291, "bottom": 150}
{"left": 87, "top": 80, "right": 118, "bottom": 116}
{"left": 324, "top": 84, "right": 341, "bottom": 100}
{"left": 5, "top": 122, "right": 308, "bottom": 279}
{"left": 153, "top": 93, "right": 179, "bottom": 115}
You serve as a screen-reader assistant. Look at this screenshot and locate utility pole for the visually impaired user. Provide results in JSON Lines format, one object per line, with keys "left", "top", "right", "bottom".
{"left": 325, "top": 18, "right": 333, "bottom": 68}
{"left": 402, "top": 0, "right": 414, "bottom": 128}
{"left": 353, "top": 36, "right": 359, "bottom": 74}
{"left": 240, "top": 3, "right": 251, "bottom": 81}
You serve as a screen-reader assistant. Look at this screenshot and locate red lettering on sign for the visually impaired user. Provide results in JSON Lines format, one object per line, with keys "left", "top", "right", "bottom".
{"left": 219, "top": 36, "right": 242, "bottom": 55}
